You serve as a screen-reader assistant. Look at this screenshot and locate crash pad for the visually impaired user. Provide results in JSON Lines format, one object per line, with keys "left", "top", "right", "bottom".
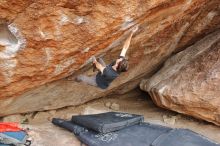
{"left": 151, "top": 129, "right": 220, "bottom": 146}
{"left": 52, "top": 112, "right": 220, "bottom": 146}
{"left": 0, "top": 131, "right": 27, "bottom": 145}
{"left": 71, "top": 112, "right": 144, "bottom": 133}
{"left": 52, "top": 118, "right": 172, "bottom": 146}
{"left": 0, "top": 123, "right": 21, "bottom": 132}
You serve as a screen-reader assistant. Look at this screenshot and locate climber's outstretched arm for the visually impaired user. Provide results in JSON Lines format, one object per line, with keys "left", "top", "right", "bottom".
{"left": 120, "top": 26, "right": 138, "bottom": 57}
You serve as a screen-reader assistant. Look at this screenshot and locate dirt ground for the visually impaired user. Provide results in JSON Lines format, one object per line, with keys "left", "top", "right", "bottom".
{"left": 11, "top": 89, "right": 220, "bottom": 146}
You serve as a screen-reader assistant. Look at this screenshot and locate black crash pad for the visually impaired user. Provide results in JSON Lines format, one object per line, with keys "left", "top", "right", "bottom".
{"left": 52, "top": 118, "right": 220, "bottom": 146}
{"left": 151, "top": 129, "right": 220, "bottom": 146}
{"left": 52, "top": 111, "right": 220, "bottom": 146}
{"left": 52, "top": 118, "right": 171, "bottom": 146}
{"left": 71, "top": 112, "right": 144, "bottom": 133}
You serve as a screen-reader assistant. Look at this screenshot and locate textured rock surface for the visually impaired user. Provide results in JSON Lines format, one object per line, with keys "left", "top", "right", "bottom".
{"left": 140, "top": 30, "right": 220, "bottom": 125}
{"left": 0, "top": 0, "right": 219, "bottom": 115}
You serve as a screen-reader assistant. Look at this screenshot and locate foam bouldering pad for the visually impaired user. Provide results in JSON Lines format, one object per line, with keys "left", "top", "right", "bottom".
{"left": 52, "top": 118, "right": 171, "bottom": 146}
{"left": 0, "top": 123, "right": 21, "bottom": 132}
{"left": 71, "top": 112, "right": 144, "bottom": 133}
{"left": 0, "top": 131, "right": 27, "bottom": 145}
{"left": 52, "top": 118, "right": 86, "bottom": 135}
{"left": 151, "top": 129, "right": 220, "bottom": 146}
{"left": 52, "top": 118, "right": 220, "bottom": 146}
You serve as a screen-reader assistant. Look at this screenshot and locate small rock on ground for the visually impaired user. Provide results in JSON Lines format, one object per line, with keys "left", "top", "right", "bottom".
{"left": 162, "top": 115, "right": 177, "bottom": 125}
{"left": 110, "top": 103, "right": 120, "bottom": 111}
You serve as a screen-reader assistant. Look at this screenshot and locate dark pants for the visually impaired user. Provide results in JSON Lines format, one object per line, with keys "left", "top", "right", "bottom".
{"left": 76, "top": 58, "right": 106, "bottom": 87}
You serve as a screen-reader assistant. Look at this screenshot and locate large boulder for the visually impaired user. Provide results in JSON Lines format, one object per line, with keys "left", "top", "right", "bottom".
{"left": 0, "top": 0, "right": 219, "bottom": 116}
{"left": 140, "top": 30, "right": 220, "bottom": 125}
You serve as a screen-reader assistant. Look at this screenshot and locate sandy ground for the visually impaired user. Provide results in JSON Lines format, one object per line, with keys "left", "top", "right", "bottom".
{"left": 14, "top": 89, "right": 220, "bottom": 145}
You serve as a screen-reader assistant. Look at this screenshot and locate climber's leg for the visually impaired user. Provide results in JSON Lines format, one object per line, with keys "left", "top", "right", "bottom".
{"left": 75, "top": 75, "right": 97, "bottom": 87}
{"left": 97, "top": 58, "right": 106, "bottom": 67}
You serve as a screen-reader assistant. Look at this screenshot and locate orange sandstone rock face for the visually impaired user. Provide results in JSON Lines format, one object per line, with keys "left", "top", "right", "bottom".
{"left": 0, "top": 0, "right": 32, "bottom": 23}
{"left": 140, "top": 31, "right": 220, "bottom": 125}
{"left": 0, "top": 0, "right": 219, "bottom": 115}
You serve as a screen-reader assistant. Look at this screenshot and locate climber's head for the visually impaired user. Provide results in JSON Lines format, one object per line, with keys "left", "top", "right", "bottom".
{"left": 114, "top": 57, "right": 129, "bottom": 73}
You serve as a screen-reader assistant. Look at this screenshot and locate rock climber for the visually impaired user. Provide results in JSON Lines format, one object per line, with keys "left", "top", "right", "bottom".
{"left": 75, "top": 26, "right": 138, "bottom": 89}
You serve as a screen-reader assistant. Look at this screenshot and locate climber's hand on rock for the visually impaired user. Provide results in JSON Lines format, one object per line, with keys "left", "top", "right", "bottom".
{"left": 131, "top": 25, "right": 139, "bottom": 34}
{"left": 91, "top": 56, "right": 97, "bottom": 64}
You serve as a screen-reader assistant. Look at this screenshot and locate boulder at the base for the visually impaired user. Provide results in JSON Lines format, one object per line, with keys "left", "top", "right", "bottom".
{"left": 140, "top": 30, "right": 220, "bottom": 126}
{"left": 0, "top": 0, "right": 220, "bottom": 116}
